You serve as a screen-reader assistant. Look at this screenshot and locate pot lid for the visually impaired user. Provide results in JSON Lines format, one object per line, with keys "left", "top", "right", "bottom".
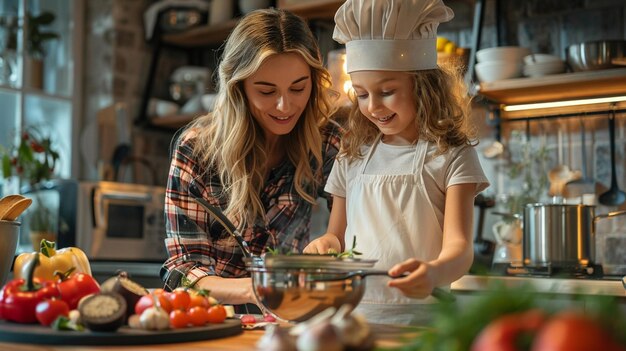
{"left": 244, "top": 255, "right": 377, "bottom": 270}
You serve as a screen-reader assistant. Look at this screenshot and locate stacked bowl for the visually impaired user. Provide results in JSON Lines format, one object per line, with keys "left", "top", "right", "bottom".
{"left": 523, "top": 54, "right": 566, "bottom": 77}
{"left": 475, "top": 46, "right": 531, "bottom": 83}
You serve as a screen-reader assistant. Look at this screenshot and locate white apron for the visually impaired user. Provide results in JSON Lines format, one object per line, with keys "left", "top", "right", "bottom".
{"left": 346, "top": 136, "right": 442, "bottom": 323}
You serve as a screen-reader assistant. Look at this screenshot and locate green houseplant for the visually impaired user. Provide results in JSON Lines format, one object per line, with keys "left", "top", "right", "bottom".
{"left": 1, "top": 126, "right": 60, "bottom": 248}
{"left": 25, "top": 10, "right": 59, "bottom": 89}
{"left": 26, "top": 10, "right": 60, "bottom": 59}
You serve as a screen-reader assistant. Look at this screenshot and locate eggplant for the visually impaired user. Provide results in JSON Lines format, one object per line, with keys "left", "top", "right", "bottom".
{"left": 79, "top": 292, "right": 127, "bottom": 332}
{"left": 101, "top": 271, "right": 148, "bottom": 320}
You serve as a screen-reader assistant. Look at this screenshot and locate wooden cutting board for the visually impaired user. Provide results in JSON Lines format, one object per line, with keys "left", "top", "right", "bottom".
{"left": 0, "top": 319, "right": 241, "bottom": 346}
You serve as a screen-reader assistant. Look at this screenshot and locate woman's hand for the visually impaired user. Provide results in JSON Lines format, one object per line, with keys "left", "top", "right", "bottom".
{"left": 303, "top": 233, "right": 342, "bottom": 254}
{"left": 387, "top": 258, "right": 437, "bottom": 299}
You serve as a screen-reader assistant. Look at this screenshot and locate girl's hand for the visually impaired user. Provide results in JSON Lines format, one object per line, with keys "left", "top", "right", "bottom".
{"left": 387, "top": 258, "right": 437, "bottom": 299}
{"left": 303, "top": 233, "right": 341, "bottom": 254}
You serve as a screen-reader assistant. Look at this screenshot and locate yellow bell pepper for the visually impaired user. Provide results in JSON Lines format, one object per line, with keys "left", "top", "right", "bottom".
{"left": 13, "top": 239, "right": 91, "bottom": 281}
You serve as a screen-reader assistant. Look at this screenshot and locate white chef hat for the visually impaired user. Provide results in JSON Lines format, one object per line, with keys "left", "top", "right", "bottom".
{"left": 333, "top": 0, "right": 454, "bottom": 73}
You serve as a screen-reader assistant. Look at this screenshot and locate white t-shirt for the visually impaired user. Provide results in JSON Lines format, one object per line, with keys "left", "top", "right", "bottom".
{"left": 326, "top": 141, "right": 490, "bottom": 228}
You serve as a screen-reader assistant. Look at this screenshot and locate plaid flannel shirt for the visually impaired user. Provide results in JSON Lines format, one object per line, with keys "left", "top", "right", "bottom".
{"left": 160, "top": 121, "right": 342, "bottom": 289}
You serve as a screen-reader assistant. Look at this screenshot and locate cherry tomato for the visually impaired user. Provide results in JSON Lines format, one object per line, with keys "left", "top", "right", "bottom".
{"left": 206, "top": 305, "right": 227, "bottom": 324}
{"left": 187, "top": 306, "right": 210, "bottom": 327}
{"left": 35, "top": 299, "right": 70, "bottom": 326}
{"left": 135, "top": 293, "right": 172, "bottom": 315}
{"left": 188, "top": 293, "right": 210, "bottom": 309}
{"left": 471, "top": 309, "right": 545, "bottom": 351}
{"left": 167, "top": 289, "right": 191, "bottom": 311}
{"left": 169, "top": 309, "right": 190, "bottom": 329}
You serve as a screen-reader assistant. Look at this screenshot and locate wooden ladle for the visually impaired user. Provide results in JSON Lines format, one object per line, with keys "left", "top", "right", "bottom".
{"left": 0, "top": 197, "right": 33, "bottom": 221}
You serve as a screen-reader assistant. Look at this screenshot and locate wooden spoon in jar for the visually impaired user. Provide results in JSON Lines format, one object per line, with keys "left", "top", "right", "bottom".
{"left": 0, "top": 194, "right": 27, "bottom": 220}
{"left": 0, "top": 197, "right": 33, "bottom": 221}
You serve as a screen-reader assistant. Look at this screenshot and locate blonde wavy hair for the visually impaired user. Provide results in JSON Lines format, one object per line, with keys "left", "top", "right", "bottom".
{"left": 186, "top": 8, "right": 336, "bottom": 227}
{"left": 340, "top": 63, "right": 476, "bottom": 160}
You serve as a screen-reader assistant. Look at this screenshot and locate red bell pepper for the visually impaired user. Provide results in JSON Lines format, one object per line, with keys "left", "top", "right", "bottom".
{"left": 0, "top": 254, "right": 59, "bottom": 323}
{"left": 55, "top": 268, "right": 101, "bottom": 310}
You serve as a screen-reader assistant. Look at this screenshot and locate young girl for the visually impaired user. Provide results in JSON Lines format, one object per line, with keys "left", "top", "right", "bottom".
{"left": 304, "top": 0, "right": 489, "bottom": 325}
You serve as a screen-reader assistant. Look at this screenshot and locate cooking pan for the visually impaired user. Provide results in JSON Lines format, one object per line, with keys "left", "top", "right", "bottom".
{"left": 523, "top": 203, "right": 626, "bottom": 269}
{"left": 192, "top": 196, "right": 455, "bottom": 321}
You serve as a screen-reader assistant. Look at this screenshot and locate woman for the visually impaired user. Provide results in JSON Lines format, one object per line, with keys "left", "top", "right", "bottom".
{"left": 160, "top": 8, "right": 342, "bottom": 307}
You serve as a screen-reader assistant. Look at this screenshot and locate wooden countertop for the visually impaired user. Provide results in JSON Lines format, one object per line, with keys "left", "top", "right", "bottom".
{"left": 0, "top": 323, "right": 421, "bottom": 350}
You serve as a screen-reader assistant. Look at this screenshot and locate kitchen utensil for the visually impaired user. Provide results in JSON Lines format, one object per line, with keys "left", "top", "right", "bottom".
{"left": 304, "top": 270, "right": 455, "bottom": 302}
{"left": 0, "top": 220, "right": 20, "bottom": 286}
{"left": 192, "top": 196, "right": 252, "bottom": 258}
{"left": 598, "top": 110, "right": 626, "bottom": 206}
{"left": 0, "top": 195, "right": 25, "bottom": 219}
{"left": 0, "top": 198, "right": 32, "bottom": 221}
{"left": 548, "top": 124, "right": 573, "bottom": 197}
{"left": 523, "top": 203, "right": 626, "bottom": 269}
{"left": 0, "top": 319, "right": 242, "bottom": 345}
{"left": 192, "top": 196, "right": 455, "bottom": 322}
{"left": 248, "top": 266, "right": 455, "bottom": 322}
{"left": 565, "top": 118, "right": 596, "bottom": 199}
{"left": 566, "top": 40, "right": 626, "bottom": 71}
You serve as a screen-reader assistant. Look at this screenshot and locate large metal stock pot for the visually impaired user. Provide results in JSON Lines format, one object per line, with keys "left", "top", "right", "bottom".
{"left": 523, "top": 203, "right": 626, "bottom": 269}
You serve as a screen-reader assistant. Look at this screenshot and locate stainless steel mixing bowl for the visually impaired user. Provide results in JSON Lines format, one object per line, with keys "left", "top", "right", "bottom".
{"left": 566, "top": 40, "right": 626, "bottom": 71}
{"left": 248, "top": 266, "right": 366, "bottom": 323}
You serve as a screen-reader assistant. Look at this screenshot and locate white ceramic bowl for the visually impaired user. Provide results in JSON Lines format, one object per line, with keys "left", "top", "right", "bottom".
{"left": 476, "top": 46, "right": 531, "bottom": 63}
{"left": 475, "top": 61, "right": 523, "bottom": 83}
{"left": 523, "top": 53, "right": 562, "bottom": 65}
{"left": 523, "top": 60, "right": 566, "bottom": 77}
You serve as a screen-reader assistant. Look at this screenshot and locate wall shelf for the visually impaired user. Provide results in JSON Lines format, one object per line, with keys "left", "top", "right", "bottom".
{"left": 162, "top": 0, "right": 343, "bottom": 48}
{"left": 477, "top": 68, "right": 626, "bottom": 119}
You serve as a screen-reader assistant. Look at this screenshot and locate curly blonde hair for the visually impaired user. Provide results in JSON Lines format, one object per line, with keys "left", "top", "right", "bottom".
{"left": 186, "top": 9, "right": 337, "bottom": 227}
{"left": 340, "top": 63, "right": 476, "bottom": 161}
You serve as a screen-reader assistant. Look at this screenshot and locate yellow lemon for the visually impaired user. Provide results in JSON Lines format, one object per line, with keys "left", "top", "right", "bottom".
{"left": 436, "top": 37, "right": 449, "bottom": 52}
{"left": 444, "top": 41, "right": 457, "bottom": 54}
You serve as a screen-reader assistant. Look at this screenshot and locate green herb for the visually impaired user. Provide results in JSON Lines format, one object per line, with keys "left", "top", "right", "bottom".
{"left": 332, "top": 236, "right": 362, "bottom": 258}
{"left": 52, "top": 316, "right": 84, "bottom": 332}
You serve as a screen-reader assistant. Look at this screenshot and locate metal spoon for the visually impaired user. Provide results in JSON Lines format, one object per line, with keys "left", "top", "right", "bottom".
{"left": 308, "top": 270, "right": 456, "bottom": 302}
{"left": 192, "top": 196, "right": 252, "bottom": 258}
{"left": 598, "top": 109, "right": 626, "bottom": 206}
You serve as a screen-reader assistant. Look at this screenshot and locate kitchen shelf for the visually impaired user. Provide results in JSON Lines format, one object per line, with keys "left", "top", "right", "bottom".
{"left": 477, "top": 68, "right": 626, "bottom": 118}
{"left": 149, "top": 112, "right": 202, "bottom": 129}
{"left": 162, "top": 0, "right": 343, "bottom": 48}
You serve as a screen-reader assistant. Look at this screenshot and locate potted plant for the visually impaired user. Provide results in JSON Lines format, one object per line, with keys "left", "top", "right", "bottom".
{"left": 1, "top": 126, "right": 60, "bottom": 249}
{"left": 25, "top": 10, "right": 59, "bottom": 89}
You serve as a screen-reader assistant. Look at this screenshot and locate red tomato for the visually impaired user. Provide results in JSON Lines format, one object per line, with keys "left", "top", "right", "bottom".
{"left": 206, "top": 305, "right": 227, "bottom": 324}
{"left": 167, "top": 289, "right": 191, "bottom": 311}
{"left": 187, "top": 306, "right": 210, "bottom": 327}
{"left": 169, "top": 309, "right": 190, "bottom": 329}
{"left": 35, "top": 299, "right": 70, "bottom": 326}
{"left": 532, "top": 312, "right": 626, "bottom": 351}
{"left": 188, "top": 293, "right": 209, "bottom": 309}
{"left": 471, "top": 309, "right": 546, "bottom": 351}
{"left": 135, "top": 292, "right": 172, "bottom": 315}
